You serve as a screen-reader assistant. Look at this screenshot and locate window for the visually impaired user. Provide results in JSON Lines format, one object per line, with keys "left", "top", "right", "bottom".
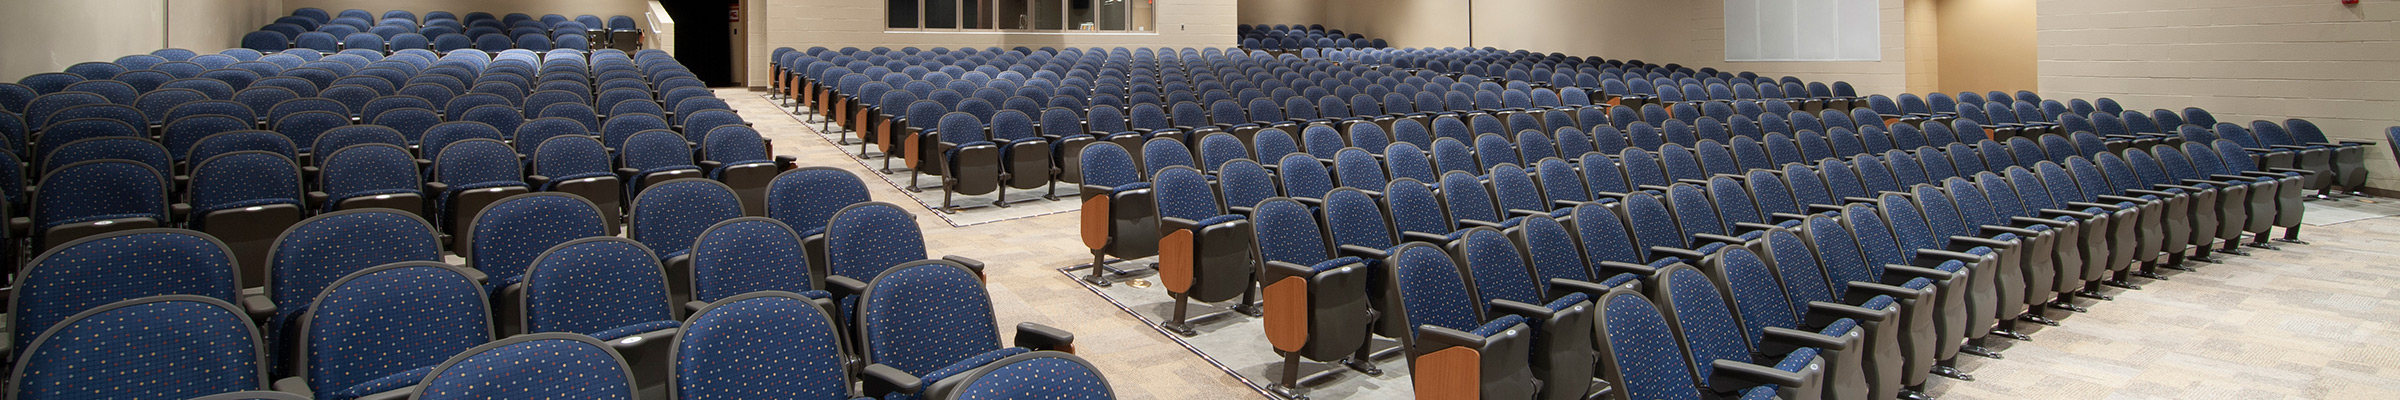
{"left": 1724, "top": 0, "right": 1880, "bottom": 61}
{"left": 889, "top": 0, "right": 1155, "bottom": 32}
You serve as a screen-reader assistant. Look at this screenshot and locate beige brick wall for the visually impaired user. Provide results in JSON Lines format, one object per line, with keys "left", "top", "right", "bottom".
{"left": 753, "top": 0, "right": 1238, "bottom": 83}
{"left": 2037, "top": 0, "right": 2400, "bottom": 190}
{"left": 1316, "top": 0, "right": 1912, "bottom": 96}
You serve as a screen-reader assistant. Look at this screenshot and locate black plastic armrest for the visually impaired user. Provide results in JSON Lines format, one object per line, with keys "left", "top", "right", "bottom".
{"left": 613, "top": 167, "right": 641, "bottom": 180}
{"left": 1418, "top": 324, "right": 1494, "bottom": 350}
{"left": 2122, "top": 189, "right": 2179, "bottom": 200}
{"left": 861, "top": 363, "right": 924, "bottom": 398}
{"left": 1489, "top": 299, "right": 1555, "bottom": 325}
{"left": 2183, "top": 178, "right": 2238, "bottom": 186}
{"left": 1843, "top": 281, "right": 1924, "bottom": 304}
{"left": 1758, "top": 326, "right": 1845, "bottom": 356}
{"left": 1981, "top": 224, "right": 2042, "bottom": 239}
{"left": 1550, "top": 199, "right": 1588, "bottom": 209}
{"left": 170, "top": 203, "right": 192, "bottom": 222}
{"left": 1228, "top": 205, "right": 1256, "bottom": 216}
{"left": 2064, "top": 201, "right": 2124, "bottom": 211}
{"left": 526, "top": 175, "right": 552, "bottom": 188}
{"left": 1693, "top": 233, "right": 1748, "bottom": 248}
{"left": 1806, "top": 204, "right": 1847, "bottom": 215}
{"left": 1293, "top": 197, "right": 1324, "bottom": 208}
{"left": 1592, "top": 191, "right": 1632, "bottom": 200}
{"left": 682, "top": 301, "right": 710, "bottom": 316}
{"left": 1881, "top": 264, "right": 1957, "bottom": 283}
{"left": 1950, "top": 236, "right": 2014, "bottom": 250}
{"left": 1505, "top": 208, "right": 1549, "bottom": 218}
{"left": 2269, "top": 145, "right": 2312, "bottom": 151}
{"left": 942, "top": 255, "right": 985, "bottom": 276}
{"left": 1458, "top": 219, "right": 1503, "bottom": 229}
{"left": 1596, "top": 261, "right": 1662, "bottom": 280}
{"left": 1841, "top": 196, "right": 1880, "bottom": 205}
{"left": 698, "top": 160, "right": 724, "bottom": 171}
{"left": 2038, "top": 208, "right": 2097, "bottom": 219}
{"left": 2261, "top": 168, "right": 2313, "bottom": 176}
{"left": 2093, "top": 195, "right": 2151, "bottom": 206}
{"left": 2009, "top": 216, "right": 2074, "bottom": 229}
{"left": 1802, "top": 301, "right": 1890, "bottom": 329}
{"left": 825, "top": 275, "right": 869, "bottom": 303}
{"left": 1649, "top": 246, "right": 1706, "bottom": 262}
{"left": 1734, "top": 222, "right": 1785, "bottom": 233}
{"left": 1709, "top": 359, "right": 1810, "bottom": 392}
{"left": 422, "top": 181, "right": 450, "bottom": 195}
{"left": 1636, "top": 185, "right": 1671, "bottom": 192}
{"left": 1913, "top": 248, "right": 1986, "bottom": 265}
{"left": 1159, "top": 216, "right": 1199, "bottom": 233}
{"left": 1401, "top": 231, "right": 1450, "bottom": 244}
{"left": 1336, "top": 244, "right": 1391, "bottom": 261}
{"left": 1014, "top": 322, "right": 1075, "bottom": 352}
{"left": 1546, "top": 278, "right": 1616, "bottom": 302}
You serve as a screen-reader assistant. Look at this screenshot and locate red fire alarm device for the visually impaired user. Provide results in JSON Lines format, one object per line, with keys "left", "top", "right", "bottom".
{"left": 2346, "top": 0, "right": 2360, "bottom": 5}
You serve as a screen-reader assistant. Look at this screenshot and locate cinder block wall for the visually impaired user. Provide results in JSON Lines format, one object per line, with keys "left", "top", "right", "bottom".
{"left": 2037, "top": 0, "right": 2400, "bottom": 191}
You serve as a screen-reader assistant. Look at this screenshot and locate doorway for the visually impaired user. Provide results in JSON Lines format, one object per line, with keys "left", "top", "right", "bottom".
{"left": 663, "top": 0, "right": 737, "bottom": 87}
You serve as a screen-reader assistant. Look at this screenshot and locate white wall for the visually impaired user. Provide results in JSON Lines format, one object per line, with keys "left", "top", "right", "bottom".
{"left": 0, "top": 0, "right": 282, "bottom": 81}
{"left": 1314, "top": 0, "right": 1912, "bottom": 95}
{"left": 279, "top": 0, "right": 652, "bottom": 22}
{"left": 2037, "top": 0, "right": 2400, "bottom": 191}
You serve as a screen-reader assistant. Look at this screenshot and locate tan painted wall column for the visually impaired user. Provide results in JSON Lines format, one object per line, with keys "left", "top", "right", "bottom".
{"left": 1935, "top": 0, "right": 2036, "bottom": 94}
{"left": 1905, "top": 0, "right": 1940, "bottom": 94}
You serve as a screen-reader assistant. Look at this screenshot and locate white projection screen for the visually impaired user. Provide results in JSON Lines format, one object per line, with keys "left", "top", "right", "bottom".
{"left": 1725, "top": 0, "right": 1881, "bottom": 62}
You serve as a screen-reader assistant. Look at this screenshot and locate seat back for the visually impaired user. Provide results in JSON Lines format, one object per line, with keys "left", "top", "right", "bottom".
{"left": 413, "top": 333, "right": 636, "bottom": 399}
{"left": 928, "top": 351, "right": 1116, "bottom": 400}
{"left": 858, "top": 260, "right": 1003, "bottom": 377}
{"left": 11, "top": 296, "right": 264, "bottom": 400}
{"left": 824, "top": 202, "right": 930, "bottom": 281}
{"left": 523, "top": 237, "right": 674, "bottom": 335}
{"left": 301, "top": 262, "right": 490, "bottom": 396}
{"left": 465, "top": 193, "right": 607, "bottom": 282}
{"left": 629, "top": 179, "right": 743, "bottom": 258}
{"left": 673, "top": 292, "right": 854, "bottom": 400}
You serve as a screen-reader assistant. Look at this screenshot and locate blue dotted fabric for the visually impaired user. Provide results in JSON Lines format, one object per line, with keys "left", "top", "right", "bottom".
{"left": 271, "top": 210, "right": 441, "bottom": 310}
{"left": 16, "top": 298, "right": 261, "bottom": 400}
{"left": 469, "top": 194, "right": 607, "bottom": 287}
{"left": 15, "top": 231, "right": 239, "bottom": 353}
{"left": 307, "top": 265, "right": 489, "bottom": 396}
{"left": 1600, "top": 294, "right": 1704, "bottom": 400}
{"left": 690, "top": 220, "right": 815, "bottom": 303}
{"left": 862, "top": 263, "right": 1004, "bottom": 378}
{"left": 416, "top": 337, "right": 633, "bottom": 400}
{"left": 34, "top": 160, "right": 166, "bottom": 232}
{"left": 824, "top": 203, "right": 930, "bottom": 283}
{"left": 631, "top": 180, "right": 742, "bottom": 259}
{"left": 1718, "top": 248, "right": 1797, "bottom": 345}
{"left": 1460, "top": 229, "right": 1540, "bottom": 309}
{"left": 1663, "top": 267, "right": 1749, "bottom": 383}
{"left": 524, "top": 239, "right": 676, "bottom": 337}
{"left": 675, "top": 295, "right": 852, "bottom": 400}
{"left": 1390, "top": 244, "right": 1480, "bottom": 340}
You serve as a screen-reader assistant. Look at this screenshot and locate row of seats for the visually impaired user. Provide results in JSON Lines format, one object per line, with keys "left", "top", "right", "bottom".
{"left": 1041, "top": 47, "right": 2313, "bottom": 400}
{"left": 772, "top": 46, "right": 1854, "bottom": 213}
{"left": 1237, "top": 24, "right": 1388, "bottom": 51}
{"left": 1077, "top": 115, "right": 2308, "bottom": 398}
{"left": 10, "top": 155, "right": 1115, "bottom": 399}
{"left": 243, "top": 8, "right": 643, "bottom": 54}
{"left": 0, "top": 47, "right": 781, "bottom": 296}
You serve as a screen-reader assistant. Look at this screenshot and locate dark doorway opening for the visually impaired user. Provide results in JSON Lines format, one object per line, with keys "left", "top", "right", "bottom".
{"left": 663, "top": 0, "right": 736, "bottom": 87}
